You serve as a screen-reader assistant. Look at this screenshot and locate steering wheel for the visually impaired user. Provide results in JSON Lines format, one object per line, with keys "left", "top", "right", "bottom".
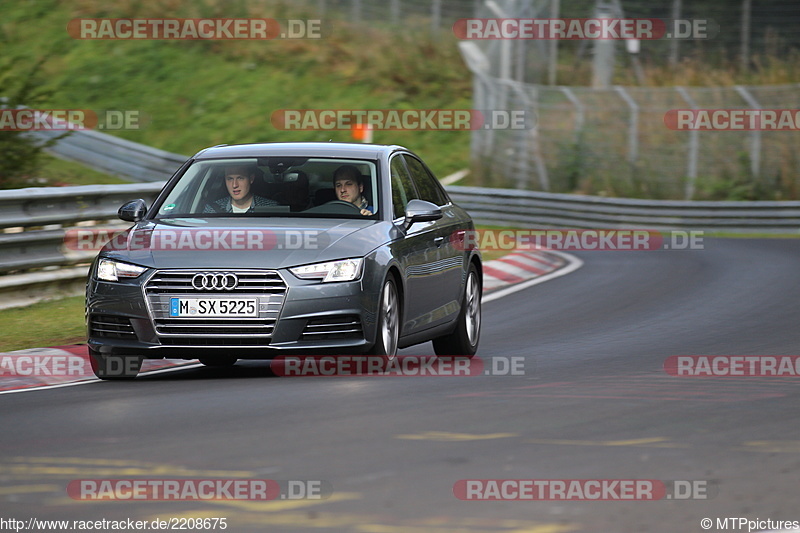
{"left": 324, "top": 200, "right": 362, "bottom": 212}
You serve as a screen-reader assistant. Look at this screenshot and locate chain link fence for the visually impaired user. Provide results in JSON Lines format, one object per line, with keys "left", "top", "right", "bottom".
{"left": 459, "top": 0, "right": 800, "bottom": 199}
{"left": 291, "top": 0, "right": 800, "bottom": 199}
{"left": 306, "top": 0, "right": 800, "bottom": 65}
{"left": 467, "top": 79, "right": 800, "bottom": 199}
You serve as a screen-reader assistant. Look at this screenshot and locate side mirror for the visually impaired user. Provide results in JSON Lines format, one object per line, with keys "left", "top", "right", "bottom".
{"left": 403, "top": 199, "right": 442, "bottom": 230}
{"left": 118, "top": 199, "right": 148, "bottom": 222}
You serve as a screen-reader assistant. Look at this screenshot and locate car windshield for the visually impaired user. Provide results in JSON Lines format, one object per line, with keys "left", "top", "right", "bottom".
{"left": 153, "top": 157, "right": 379, "bottom": 219}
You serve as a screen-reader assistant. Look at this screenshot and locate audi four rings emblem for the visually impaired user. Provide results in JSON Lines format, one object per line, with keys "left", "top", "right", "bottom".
{"left": 191, "top": 272, "right": 238, "bottom": 290}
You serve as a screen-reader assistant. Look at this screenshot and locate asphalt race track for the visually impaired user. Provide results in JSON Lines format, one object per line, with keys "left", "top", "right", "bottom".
{"left": 2, "top": 237, "right": 799, "bottom": 533}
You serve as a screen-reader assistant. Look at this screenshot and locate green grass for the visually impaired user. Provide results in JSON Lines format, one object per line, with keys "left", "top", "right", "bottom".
{"left": 0, "top": 295, "right": 86, "bottom": 352}
{"left": 33, "top": 155, "right": 127, "bottom": 186}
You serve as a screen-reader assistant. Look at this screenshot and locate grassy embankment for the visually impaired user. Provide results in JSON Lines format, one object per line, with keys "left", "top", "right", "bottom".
{"left": 2, "top": 0, "right": 473, "bottom": 186}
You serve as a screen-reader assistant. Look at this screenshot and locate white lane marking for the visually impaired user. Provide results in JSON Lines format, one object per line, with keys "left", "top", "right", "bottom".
{"left": 440, "top": 169, "right": 470, "bottom": 185}
{"left": 482, "top": 250, "right": 583, "bottom": 304}
{"left": 0, "top": 363, "right": 203, "bottom": 395}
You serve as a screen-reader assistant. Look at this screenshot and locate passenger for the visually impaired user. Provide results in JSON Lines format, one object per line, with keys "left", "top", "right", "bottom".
{"left": 333, "top": 165, "right": 373, "bottom": 215}
{"left": 204, "top": 164, "right": 278, "bottom": 213}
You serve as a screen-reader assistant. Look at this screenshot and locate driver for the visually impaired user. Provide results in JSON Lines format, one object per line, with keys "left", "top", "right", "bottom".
{"left": 333, "top": 165, "right": 373, "bottom": 216}
{"left": 204, "top": 164, "right": 278, "bottom": 213}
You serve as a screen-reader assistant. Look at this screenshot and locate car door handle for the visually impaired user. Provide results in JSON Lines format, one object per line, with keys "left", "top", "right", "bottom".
{"left": 433, "top": 237, "right": 445, "bottom": 247}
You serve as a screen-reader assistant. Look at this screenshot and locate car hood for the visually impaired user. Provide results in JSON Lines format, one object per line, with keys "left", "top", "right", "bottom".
{"left": 101, "top": 217, "right": 398, "bottom": 269}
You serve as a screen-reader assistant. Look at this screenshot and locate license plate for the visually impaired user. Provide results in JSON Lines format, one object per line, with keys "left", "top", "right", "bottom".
{"left": 169, "top": 298, "right": 258, "bottom": 318}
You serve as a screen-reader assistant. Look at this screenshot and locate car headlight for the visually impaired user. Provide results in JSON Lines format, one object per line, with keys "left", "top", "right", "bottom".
{"left": 96, "top": 258, "right": 147, "bottom": 281}
{"left": 290, "top": 258, "right": 364, "bottom": 283}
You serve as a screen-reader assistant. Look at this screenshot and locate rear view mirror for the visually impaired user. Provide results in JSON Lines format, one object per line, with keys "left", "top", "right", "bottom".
{"left": 403, "top": 199, "right": 442, "bottom": 230}
{"left": 118, "top": 199, "right": 148, "bottom": 222}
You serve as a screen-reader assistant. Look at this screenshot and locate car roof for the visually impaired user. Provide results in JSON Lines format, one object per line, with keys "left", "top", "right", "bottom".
{"left": 192, "top": 142, "right": 408, "bottom": 160}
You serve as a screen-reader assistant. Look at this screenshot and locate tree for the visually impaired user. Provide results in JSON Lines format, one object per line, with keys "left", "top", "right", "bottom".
{"left": 0, "top": 57, "right": 69, "bottom": 189}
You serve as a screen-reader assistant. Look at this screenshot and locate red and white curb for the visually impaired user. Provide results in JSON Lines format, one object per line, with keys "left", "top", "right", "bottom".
{"left": 0, "top": 345, "right": 199, "bottom": 394}
{"left": 482, "top": 248, "right": 568, "bottom": 293}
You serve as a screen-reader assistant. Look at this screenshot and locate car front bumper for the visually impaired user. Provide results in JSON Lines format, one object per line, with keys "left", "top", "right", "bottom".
{"left": 86, "top": 267, "right": 381, "bottom": 359}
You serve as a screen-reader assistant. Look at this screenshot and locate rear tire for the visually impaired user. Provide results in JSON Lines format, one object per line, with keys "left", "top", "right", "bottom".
{"left": 89, "top": 348, "right": 142, "bottom": 380}
{"left": 433, "top": 263, "right": 481, "bottom": 357}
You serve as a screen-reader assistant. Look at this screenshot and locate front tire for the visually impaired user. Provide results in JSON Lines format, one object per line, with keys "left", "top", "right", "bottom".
{"left": 368, "top": 276, "right": 400, "bottom": 360}
{"left": 89, "top": 348, "right": 143, "bottom": 380}
{"left": 433, "top": 263, "right": 481, "bottom": 357}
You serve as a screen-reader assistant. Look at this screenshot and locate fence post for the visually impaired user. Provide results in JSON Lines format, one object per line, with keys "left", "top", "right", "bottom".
{"left": 613, "top": 86, "right": 639, "bottom": 163}
{"left": 431, "top": 0, "right": 442, "bottom": 36}
{"left": 675, "top": 86, "right": 700, "bottom": 200}
{"left": 669, "top": 0, "right": 682, "bottom": 67}
{"left": 548, "top": 0, "right": 560, "bottom": 85}
{"left": 592, "top": 3, "right": 615, "bottom": 88}
{"left": 734, "top": 85, "right": 761, "bottom": 178}
{"left": 559, "top": 87, "right": 585, "bottom": 143}
{"left": 351, "top": 0, "right": 362, "bottom": 23}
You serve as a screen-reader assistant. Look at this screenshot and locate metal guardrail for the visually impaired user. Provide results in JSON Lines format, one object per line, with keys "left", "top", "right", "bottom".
{"left": 0, "top": 183, "right": 165, "bottom": 308}
{"left": 0, "top": 182, "right": 165, "bottom": 231}
{"left": 2, "top": 181, "right": 799, "bottom": 282}
{"left": 32, "top": 129, "right": 186, "bottom": 182}
{"left": 446, "top": 186, "right": 800, "bottom": 233}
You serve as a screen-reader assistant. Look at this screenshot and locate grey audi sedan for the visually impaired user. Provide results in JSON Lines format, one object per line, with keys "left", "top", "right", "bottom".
{"left": 86, "top": 142, "right": 482, "bottom": 379}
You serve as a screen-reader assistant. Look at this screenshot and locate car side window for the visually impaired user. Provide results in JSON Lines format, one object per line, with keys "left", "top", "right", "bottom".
{"left": 403, "top": 155, "right": 447, "bottom": 206}
{"left": 390, "top": 155, "right": 419, "bottom": 219}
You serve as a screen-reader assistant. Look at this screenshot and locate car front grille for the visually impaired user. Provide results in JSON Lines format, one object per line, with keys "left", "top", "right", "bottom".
{"left": 145, "top": 270, "right": 285, "bottom": 294}
{"left": 89, "top": 314, "right": 137, "bottom": 339}
{"left": 144, "top": 269, "right": 286, "bottom": 344}
{"left": 301, "top": 315, "right": 363, "bottom": 341}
